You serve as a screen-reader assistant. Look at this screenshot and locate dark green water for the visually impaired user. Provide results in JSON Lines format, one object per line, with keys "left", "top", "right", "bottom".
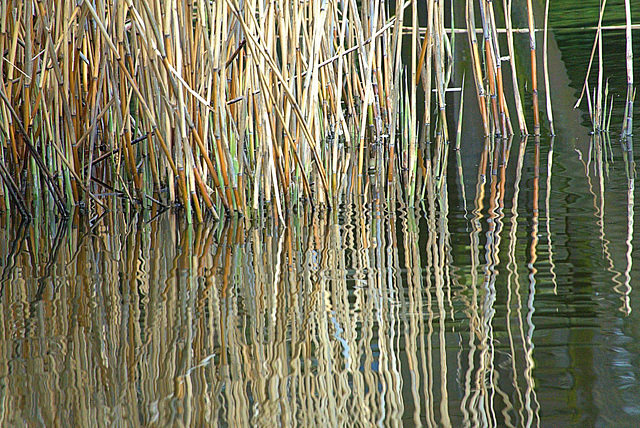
{"left": 1, "top": 4, "right": 639, "bottom": 428}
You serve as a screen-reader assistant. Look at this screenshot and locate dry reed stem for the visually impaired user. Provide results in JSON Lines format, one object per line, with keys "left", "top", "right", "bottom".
{"left": 504, "top": 0, "right": 528, "bottom": 135}
{"left": 573, "top": 0, "right": 607, "bottom": 127}
{"left": 1, "top": 0, "right": 620, "bottom": 220}
{"left": 622, "top": 0, "right": 634, "bottom": 137}
{"left": 465, "top": 0, "right": 490, "bottom": 136}
{"left": 542, "top": 0, "right": 555, "bottom": 135}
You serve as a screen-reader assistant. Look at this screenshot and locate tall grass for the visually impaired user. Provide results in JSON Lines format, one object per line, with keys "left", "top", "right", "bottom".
{"left": 0, "top": 0, "right": 635, "bottom": 222}
{"left": 622, "top": 0, "right": 634, "bottom": 137}
{"left": 1, "top": 0, "right": 412, "bottom": 221}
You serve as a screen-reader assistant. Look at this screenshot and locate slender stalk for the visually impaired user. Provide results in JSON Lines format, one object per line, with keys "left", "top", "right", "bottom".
{"left": 504, "top": 0, "right": 528, "bottom": 135}
{"left": 542, "top": 0, "right": 555, "bottom": 135}
{"left": 622, "top": 0, "right": 634, "bottom": 137}
{"left": 526, "top": 0, "right": 540, "bottom": 135}
{"left": 465, "top": 0, "right": 490, "bottom": 136}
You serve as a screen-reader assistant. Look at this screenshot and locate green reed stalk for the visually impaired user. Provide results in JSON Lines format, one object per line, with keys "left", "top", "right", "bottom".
{"left": 525, "top": 0, "right": 540, "bottom": 135}
{"left": 622, "top": 0, "right": 634, "bottom": 137}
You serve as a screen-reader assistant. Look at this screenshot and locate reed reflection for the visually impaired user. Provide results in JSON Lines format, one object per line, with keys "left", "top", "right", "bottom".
{"left": 1, "top": 129, "right": 636, "bottom": 427}
{"left": 622, "top": 135, "right": 634, "bottom": 314}
{"left": 0, "top": 206, "right": 532, "bottom": 427}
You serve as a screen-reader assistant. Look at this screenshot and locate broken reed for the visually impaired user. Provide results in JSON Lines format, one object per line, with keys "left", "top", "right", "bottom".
{"left": 0, "top": 0, "right": 630, "bottom": 223}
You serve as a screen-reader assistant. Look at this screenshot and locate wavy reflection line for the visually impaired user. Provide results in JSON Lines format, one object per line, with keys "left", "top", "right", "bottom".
{"left": 523, "top": 138, "right": 541, "bottom": 428}
{"left": 403, "top": 208, "right": 424, "bottom": 427}
{"left": 508, "top": 137, "right": 529, "bottom": 425}
{"left": 622, "top": 135, "right": 634, "bottom": 315}
{"left": 593, "top": 134, "right": 629, "bottom": 316}
{"left": 461, "top": 136, "right": 491, "bottom": 427}
{"left": 491, "top": 137, "right": 516, "bottom": 428}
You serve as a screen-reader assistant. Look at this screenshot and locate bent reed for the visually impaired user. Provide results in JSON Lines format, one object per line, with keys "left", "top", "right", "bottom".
{"left": 0, "top": 0, "right": 632, "bottom": 222}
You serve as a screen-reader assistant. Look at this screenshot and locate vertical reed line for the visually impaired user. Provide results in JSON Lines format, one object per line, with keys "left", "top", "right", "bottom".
{"left": 465, "top": 0, "right": 490, "bottom": 136}
{"left": 595, "top": 5, "right": 605, "bottom": 131}
{"left": 485, "top": 1, "right": 509, "bottom": 136}
{"left": 573, "top": 0, "right": 608, "bottom": 128}
{"left": 526, "top": 0, "right": 540, "bottom": 135}
{"left": 478, "top": 1, "right": 499, "bottom": 135}
{"left": 622, "top": 0, "right": 634, "bottom": 137}
{"left": 542, "top": 0, "right": 555, "bottom": 135}
{"left": 407, "top": 0, "right": 419, "bottom": 205}
{"left": 504, "top": 0, "right": 528, "bottom": 135}
{"left": 387, "top": 0, "right": 405, "bottom": 189}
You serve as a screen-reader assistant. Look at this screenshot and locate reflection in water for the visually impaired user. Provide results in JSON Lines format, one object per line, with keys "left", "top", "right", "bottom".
{"left": 622, "top": 135, "right": 635, "bottom": 314}
{"left": 0, "top": 135, "right": 639, "bottom": 426}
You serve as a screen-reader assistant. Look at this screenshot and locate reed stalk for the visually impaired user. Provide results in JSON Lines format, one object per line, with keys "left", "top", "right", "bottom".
{"left": 596, "top": 4, "right": 605, "bottom": 132}
{"left": 0, "top": 0, "right": 633, "bottom": 220}
{"left": 573, "top": 0, "right": 608, "bottom": 131}
{"left": 622, "top": 0, "right": 634, "bottom": 137}
{"left": 526, "top": 0, "right": 540, "bottom": 135}
{"left": 504, "top": 0, "right": 528, "bottom": 135}
{"left": 465, "top": 0, "right": 490, "bottom": 136}
{"left": 542, "top": 0, "right": 555, "bottom": 135}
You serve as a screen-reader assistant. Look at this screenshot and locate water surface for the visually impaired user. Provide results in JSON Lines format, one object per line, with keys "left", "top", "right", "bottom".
{"left": 1, "top": 126, "right": 639, "bottom": 427}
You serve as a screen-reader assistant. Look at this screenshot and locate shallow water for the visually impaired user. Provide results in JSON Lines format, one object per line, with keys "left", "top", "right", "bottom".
{"left": 1, "top": 4, "right": 640, "bottom": 428}
{"left": 1, "top": 130, "right": 639, "bottom": 427}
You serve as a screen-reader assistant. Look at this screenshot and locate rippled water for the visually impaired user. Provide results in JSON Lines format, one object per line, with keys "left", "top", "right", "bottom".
{"left": 1, "top": 131, "right": 639, "bottom": 426}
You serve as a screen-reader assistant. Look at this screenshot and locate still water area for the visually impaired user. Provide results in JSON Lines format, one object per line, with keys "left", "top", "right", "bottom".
{"left": 2, "top": 9, "right": 640, "bottom": 428}
{"left": 1, "top": 131, "right": 639, "bottom": 427}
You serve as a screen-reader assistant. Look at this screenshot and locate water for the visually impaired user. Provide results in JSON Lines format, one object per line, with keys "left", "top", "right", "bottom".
{"left": 1, "top": 6, "right": 640, "bottom": 428}
{"left": 1, "top": 130, "right": 638, "bottom": 427}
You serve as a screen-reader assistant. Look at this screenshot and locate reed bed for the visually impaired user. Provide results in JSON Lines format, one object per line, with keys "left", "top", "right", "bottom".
{"left": 1, "top": 0, "right": 409, "bottom": 221}
{"left": 0, "top": 0, "right": 636, "bottom": 222}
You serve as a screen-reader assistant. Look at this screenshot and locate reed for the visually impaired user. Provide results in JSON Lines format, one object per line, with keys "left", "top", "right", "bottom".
{"left": 622, "top": 0, "right": 634, "bottom": 137}
{"left": 525, "top": 0, "right": 541, "bottom": 135}
{"left": 0, "top": 0, "right": 412, "bottom": 220}
{"left": 0, "top": 0, "right": 635, "bottom": 221}
{"left": 542, "top": 0, "right": 555, "bottom": 135}
{"left": 572, "top": 0, "right": 621, "bottom": 133}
